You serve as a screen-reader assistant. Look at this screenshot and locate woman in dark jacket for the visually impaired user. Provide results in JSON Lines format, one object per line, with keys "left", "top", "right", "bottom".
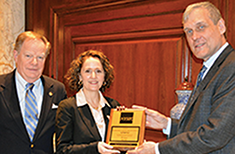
{"left": 56, "top": 50, "right": 120, "bottom": 154}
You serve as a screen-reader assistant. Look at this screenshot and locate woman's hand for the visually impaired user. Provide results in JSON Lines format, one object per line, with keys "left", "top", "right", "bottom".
{"left": 98, "top": 142, "right": 120, "bottom": 154}
{"left": 116, "top": 106, "right": 126, "bottom": 111}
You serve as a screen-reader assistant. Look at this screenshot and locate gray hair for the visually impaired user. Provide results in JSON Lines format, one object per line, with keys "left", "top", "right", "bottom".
{"left": 182, "top": 1, "right": 222, "bottom": 25}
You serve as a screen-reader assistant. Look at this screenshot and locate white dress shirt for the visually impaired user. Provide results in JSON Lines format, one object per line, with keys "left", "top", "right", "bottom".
{"left": 15, "top": 70, "right": 44, "bottom": 124}
{"left": 75, "top": 89, "right": 110, "bottom": 141}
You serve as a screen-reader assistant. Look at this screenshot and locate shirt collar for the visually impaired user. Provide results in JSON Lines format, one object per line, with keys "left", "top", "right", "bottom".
{"left": 204, "top": 42, "right": 229, "bottom": 69}
{"left": 75, "top": 88, "right": 110, "bottom": 108}
{"left": 15, "top": 70, "right": 41, "bottom": 89}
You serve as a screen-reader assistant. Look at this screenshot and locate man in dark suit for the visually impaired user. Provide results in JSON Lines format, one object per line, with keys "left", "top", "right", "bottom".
{"left": 0, "top": 31, "right": 67, "bottom": 154}
{"left": 127, "top": 2, "right": 235, "bottom": 154}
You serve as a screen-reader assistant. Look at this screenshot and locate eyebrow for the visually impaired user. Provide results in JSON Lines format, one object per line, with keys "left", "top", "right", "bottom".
{"left": 183, "top": 27, "right": 189, "bottom": 32}
{"left": 195, "top": 21, "right": 205, "bottom": 26}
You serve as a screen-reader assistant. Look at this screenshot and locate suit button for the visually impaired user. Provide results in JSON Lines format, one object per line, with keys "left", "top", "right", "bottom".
{"left": 31, "top": 144, "right": 34, "bottom": 148}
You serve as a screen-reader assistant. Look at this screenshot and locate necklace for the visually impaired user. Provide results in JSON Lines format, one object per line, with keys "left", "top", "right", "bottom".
{"left": 89, "top": 103, "right": 102, "bottom": 110}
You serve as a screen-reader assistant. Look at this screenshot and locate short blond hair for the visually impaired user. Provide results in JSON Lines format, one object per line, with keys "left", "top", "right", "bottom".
{"left": 14, "top": 31, "right": 51, "bottom": 57}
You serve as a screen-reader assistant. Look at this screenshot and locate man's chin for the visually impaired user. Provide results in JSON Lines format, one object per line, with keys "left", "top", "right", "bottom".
{"left": 26, "top": 76, "right": 41, "bottom": 82}
{"left": 193, "top": 50, "right": 206, "bottom": 59}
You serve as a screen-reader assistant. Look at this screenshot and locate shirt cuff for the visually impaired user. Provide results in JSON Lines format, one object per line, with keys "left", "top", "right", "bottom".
{"left": 162, "top": 117, "right": 171, "bottom": 135}
{"left": 155, "top": 143, "right": 160, "bottom": 154}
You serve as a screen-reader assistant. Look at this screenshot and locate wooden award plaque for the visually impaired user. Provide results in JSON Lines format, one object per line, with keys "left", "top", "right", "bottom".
{"left": 106, "top": 108, "right": 146, "bottom": 151}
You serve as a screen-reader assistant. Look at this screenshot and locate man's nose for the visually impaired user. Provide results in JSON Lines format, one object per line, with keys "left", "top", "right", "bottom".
{"left": 31, "top": 57, "right": 38, "bottom": 65}
{"left": 192, "top": 31, "right": 200, "bottom": 41}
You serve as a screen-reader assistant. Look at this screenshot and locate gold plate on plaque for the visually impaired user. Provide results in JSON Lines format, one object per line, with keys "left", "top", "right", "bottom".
{"left": 106, "top": 109, "right": 146, "bottom": 151}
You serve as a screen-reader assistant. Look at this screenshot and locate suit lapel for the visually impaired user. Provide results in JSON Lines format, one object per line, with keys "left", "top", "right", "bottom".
{"left": 180, "top": 45, "right": 234, "bottom": 125}
{"left": 33, "top": 76, "right": 54, "bottom": 140}
{"left": 0, "top": 71, "right": 29, "bottom": 140}
{"left": 102, "top": 104, "right": 111, "bottom": 141}
{"left": 77, "top": 105, "right": 101, "bottom": 140}
{"left": 76, "top": 97, "right": 113, "bottom": 141}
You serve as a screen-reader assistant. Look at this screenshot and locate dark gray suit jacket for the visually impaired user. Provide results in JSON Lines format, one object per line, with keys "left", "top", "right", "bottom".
{"left": 159, "top": 45, "right": 235, "bottom": 153}
{"left": 55, "top": 95, "right": 120, "bottom": 154}
{"left": 0, "top": 70, "right": 67, "bottom": 154}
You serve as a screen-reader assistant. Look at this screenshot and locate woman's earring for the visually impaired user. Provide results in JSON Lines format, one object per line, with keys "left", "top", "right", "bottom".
{"left": 102, "top": 81, "right": 107, "bottom": 86}
{"left": 78, "top": 80, "right": 83, "bottom": 85}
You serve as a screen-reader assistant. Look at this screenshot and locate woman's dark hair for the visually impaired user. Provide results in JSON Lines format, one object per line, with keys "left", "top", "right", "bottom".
{"left": 65, "top": 50, "right": 114, "bottom": 92}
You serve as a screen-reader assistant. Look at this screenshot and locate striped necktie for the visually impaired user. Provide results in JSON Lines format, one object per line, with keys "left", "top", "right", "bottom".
{"left": 196, "top": 65, "right": 207, "bottom": 88}
{"left": 25, "top": 83, "right": 38, "bottom": 141}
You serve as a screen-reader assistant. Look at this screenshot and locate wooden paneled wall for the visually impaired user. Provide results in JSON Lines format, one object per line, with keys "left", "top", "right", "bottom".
{"left": 26, "top": 0, "right": 234, "bottom": 142}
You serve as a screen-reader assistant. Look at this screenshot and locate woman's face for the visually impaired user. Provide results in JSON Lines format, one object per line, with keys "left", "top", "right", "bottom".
{"left": 80, "top": 57, "right": 105, "bottom": 92}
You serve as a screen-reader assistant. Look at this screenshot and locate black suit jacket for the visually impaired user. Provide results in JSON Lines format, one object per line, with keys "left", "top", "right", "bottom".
{"left": 0, "top": 70, "right": 67, "bottom": 154}
{"left": 159, "top": 45, "right": 235, "bottom": 153}
{"left": 55, "top": 95, "right": 120, "bottom": 154}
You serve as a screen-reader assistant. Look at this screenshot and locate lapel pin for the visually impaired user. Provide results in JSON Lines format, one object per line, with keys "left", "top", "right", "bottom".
{"left": 49, "top": 92, "right": 53, "bottom": 96}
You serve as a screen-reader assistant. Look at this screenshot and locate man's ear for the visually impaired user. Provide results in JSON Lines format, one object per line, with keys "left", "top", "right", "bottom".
{"left": 13, "top": 50, "right": 18, "bottom": 61}
{"left": 218, "top": 18, "right": 226, "bottom": 34}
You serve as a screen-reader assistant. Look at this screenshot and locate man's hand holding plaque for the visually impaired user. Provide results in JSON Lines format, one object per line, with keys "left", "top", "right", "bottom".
{"left": 106, "top": 107, "right": 146, "bottom": 152}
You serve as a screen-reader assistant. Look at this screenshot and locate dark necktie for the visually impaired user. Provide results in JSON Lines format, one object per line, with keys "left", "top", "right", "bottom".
{"left": 25, "top": 83, "right": 38, "bottom": 141}
{"left": 196, "top": 65, "right": 207, "bottom": 88}
{"left": 181, "top": 65, "right": 208, "bottom": 118}
{"left": 191, "top": 65, "right": 207, "bottom": 97}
